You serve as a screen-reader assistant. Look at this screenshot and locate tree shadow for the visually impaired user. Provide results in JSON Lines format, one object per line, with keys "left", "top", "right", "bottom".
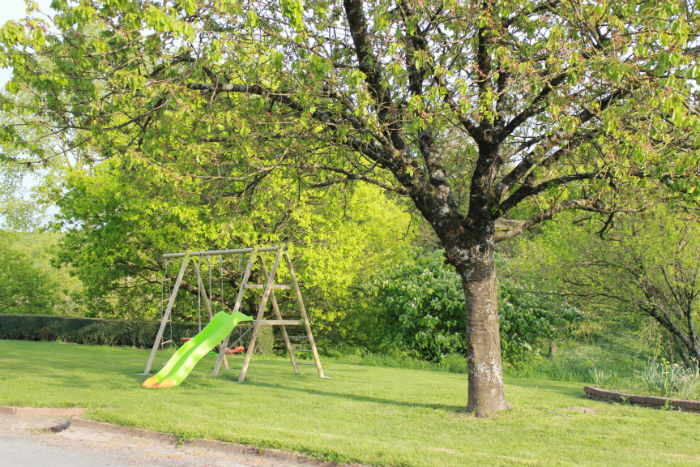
{"left": 243, "top": 380, "right": 464, "bottom": 412}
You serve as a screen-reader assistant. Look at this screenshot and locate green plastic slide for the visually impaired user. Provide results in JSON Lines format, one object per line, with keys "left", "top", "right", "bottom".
{"left": 142, "top": 311, "right": 253, "bottom": 388}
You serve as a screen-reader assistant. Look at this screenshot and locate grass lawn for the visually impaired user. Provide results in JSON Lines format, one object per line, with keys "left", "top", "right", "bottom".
{"left": 1, "top": 339, "right": 698, "bottom": 466}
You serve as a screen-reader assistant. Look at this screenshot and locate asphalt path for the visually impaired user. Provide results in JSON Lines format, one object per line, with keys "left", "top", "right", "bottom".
{"left": 0, "top": 412, "right": 305, "bottom": 467}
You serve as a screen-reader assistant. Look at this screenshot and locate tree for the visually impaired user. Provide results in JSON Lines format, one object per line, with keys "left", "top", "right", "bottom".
{"left": 554, "top": 208, "right": 700, "bottom": 366}
{"left": 0, "top": 163, "right": 44, "bottom": 231}
{"left": 0, "top": 232, "right": 60, "bottom": 314}
{"left": 49, "top": 152, "right": 415, "bottom": 327}
{"left": 1, "top": 0, "right": 698, "bottom": 415}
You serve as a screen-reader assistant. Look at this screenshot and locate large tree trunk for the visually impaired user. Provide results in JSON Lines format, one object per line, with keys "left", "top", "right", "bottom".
{"left": 452, "top": 241, "right": 509, "bottom": 417}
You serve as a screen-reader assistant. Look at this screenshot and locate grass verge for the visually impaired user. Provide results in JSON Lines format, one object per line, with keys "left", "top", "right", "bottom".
{"left": 1, "top": 339, "right": 699, "bottom": 466}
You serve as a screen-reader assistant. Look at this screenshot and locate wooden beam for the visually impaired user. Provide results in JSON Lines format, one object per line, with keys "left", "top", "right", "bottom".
{"left": 258, "top": 319, "right": 303, "bottom": 326}
{"left": 142, "top": 253, "right": 190, "bottom": 374}
{"left": 238, "top": 249, "right": 283, "bottom": 382}
{"left": 244, "top": 284, "right": 293, "bottom": 290}
{"left": 284, "top": 252, "right": 326, "bottom": 378}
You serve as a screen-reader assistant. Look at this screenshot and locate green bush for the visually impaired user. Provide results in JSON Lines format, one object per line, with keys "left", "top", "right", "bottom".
{"left": 498, "top": 278, "right": 582, "bottom": 364}
{"left": 363, "top": 249, "right": 466, "bottom": 361}
{"left": 362, "top": 249, "right": 582, "bottom": 363}
{"left": 0, "top": 314, "right": 202, "bottom": 347}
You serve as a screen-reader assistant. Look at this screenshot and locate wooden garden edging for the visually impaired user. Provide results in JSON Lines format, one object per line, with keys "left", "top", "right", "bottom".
{"left": 584, "top": 386, "right": 700, "bottom": 413}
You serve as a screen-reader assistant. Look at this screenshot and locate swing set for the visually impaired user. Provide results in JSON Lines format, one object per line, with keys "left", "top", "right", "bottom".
{"left": 141, "top": 245, "right": 325, "bottom": 387}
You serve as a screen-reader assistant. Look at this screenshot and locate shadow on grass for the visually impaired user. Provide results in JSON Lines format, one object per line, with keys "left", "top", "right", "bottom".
{"left": 243, "top": 380, "right": 464, "bottom": 412}
{"left": 507, "top": 379, "right": 585, "bottom": 398}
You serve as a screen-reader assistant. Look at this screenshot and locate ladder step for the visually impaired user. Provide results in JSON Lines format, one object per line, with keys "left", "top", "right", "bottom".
{"left": 244, "top": 284, "right": 293, "bottom": 290}
{"left": 292, "top": 349, "right": 312, "bottom": 352}
{"left": 287, "top": 335, "right": 308, "bottom": 339}
{"left": 297, "top": 362, "right": 316, "bottom": 366}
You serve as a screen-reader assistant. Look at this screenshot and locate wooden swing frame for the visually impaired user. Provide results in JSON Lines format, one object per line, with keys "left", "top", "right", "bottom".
{"left": 142, "top": 245, "right": 325, "bottom": 382}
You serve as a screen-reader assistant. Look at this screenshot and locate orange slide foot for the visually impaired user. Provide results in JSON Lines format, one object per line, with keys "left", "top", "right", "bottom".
{"left": 158, "top": 377, "right": 176, "bottom": 388}
{"left": 142, "top": 376, "right": 159, "bottom": 388}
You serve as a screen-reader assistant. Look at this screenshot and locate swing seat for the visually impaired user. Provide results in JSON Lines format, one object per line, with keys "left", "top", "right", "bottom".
{"left": 181, "top": 337, "right": 192, "bottom": 342}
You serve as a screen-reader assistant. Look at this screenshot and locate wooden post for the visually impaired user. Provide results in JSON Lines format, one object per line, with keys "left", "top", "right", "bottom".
{"left": 259, "top": 257, "right": 299, "bottom": 373}
{"left": 142, "top": 253, "right": 190, "bottom": 374}
{"left": 238, "top": 248, "right": 283, "bottom": 382}
{"left": 212, "top": 248, "right": 257, "bottom": 377}
{"left": 284, "top": 252, "right": 325, "bottom": 378}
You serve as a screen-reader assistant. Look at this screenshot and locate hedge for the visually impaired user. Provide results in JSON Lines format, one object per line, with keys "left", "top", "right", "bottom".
{"left": 0, "top": 314, "right": 204, "bottom": 347}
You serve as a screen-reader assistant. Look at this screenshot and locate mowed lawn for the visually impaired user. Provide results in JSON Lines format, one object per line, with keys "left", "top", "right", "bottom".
{"left": 0, "top": 339, "right": 698, "bottom": 467}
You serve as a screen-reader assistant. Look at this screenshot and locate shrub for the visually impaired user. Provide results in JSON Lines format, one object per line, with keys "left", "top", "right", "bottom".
{"left": 363, "top": 249, "right": 582, "bottom": 363}
{"left": 498, "top": 278, "right": 582, "bottom": 364}
{"left": 0, "top": 313, "right": 201, "bottom": 347}
{"left": 636, "top": 357, "right": 700, "bottom": 399}
{"left": 254, "top": 325, "right": 275, "bottom": 355}
{"left": 364, "top": 249, "right": 466, "bottom": 361}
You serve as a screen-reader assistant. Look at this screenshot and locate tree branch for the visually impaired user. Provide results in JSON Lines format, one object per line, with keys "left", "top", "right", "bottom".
{"left": 497, "top": 171, "right": 599, "bottom": 215}
{"left": 494, "top": 198, "right": 609, "bottom": 242}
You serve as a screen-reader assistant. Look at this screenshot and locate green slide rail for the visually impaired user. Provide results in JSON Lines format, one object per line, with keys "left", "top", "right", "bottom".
{"left": 142, "top": 311, "right": 253, "bottom": 388}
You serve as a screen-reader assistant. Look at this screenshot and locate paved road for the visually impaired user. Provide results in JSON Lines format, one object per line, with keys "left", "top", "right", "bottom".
{"left": 0, "top": 412, "right": 303, "bottom": 467}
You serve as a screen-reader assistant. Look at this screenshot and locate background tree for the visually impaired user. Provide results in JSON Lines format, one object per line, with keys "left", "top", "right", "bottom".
{"left": 0, "top": 231, "right": 60, "bottom": 314}
{"left": 1, "top": 0, "right": 699, "bottom": 415}
{"left": 48, "top": 146, "right": 416, "bottom": 333}
{"left": 512, "top": 206, "right": 700, "bottom": 366}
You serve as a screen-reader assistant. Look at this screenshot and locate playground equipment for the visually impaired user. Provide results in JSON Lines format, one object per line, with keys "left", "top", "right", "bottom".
{"left": 141, "top": 245, "right": 325, "bottom": 386}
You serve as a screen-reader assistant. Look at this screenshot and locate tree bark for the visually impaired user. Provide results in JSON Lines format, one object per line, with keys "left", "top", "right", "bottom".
{"left": 452, "top": 240, "right": 509, "bottom": 417}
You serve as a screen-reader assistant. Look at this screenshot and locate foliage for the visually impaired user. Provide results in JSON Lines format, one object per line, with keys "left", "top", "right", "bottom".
{"left": 1, "top": 231, "right": 85, "bottom": 315}
{"left": 498, "top": 278, "right": 582, "bottom": 364}
{"left": 0, "top": 166, "right": 43, "bottom": 231}
{"left": 3, "top": 339, "right": 700, "bottom": 467}
{"left": 47, "top": 153, "right": 414, "bottom": 330}
{"left": 507, "top": 206, "right": 700, "bottom": 366}
{"left": 0, "top": 232, "right": 60, "bottom": 314}
{"left": 362, "top": 249, "right": 466, "bottom": 361}
{"left": 0, "top": 313, "right": 203, "bottom": 347}
{"left": 254, "top": 325, "right": 275, "bottom": 355}
{"left": 636, "top": 357, "right": 700, "bottom": 399}
{"left": 361, "top": 249, "right": 582, "bottom": 363}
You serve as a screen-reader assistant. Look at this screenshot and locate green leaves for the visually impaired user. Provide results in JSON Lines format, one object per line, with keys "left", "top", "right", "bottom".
{"left": 280, "top": 0, "right": 304, "bottom": 30}
{"left": 0, "top": 232, "right": 61, "bottom": 314}
{"left": 363, "top": 249, "right": 581, "bottom": 363}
